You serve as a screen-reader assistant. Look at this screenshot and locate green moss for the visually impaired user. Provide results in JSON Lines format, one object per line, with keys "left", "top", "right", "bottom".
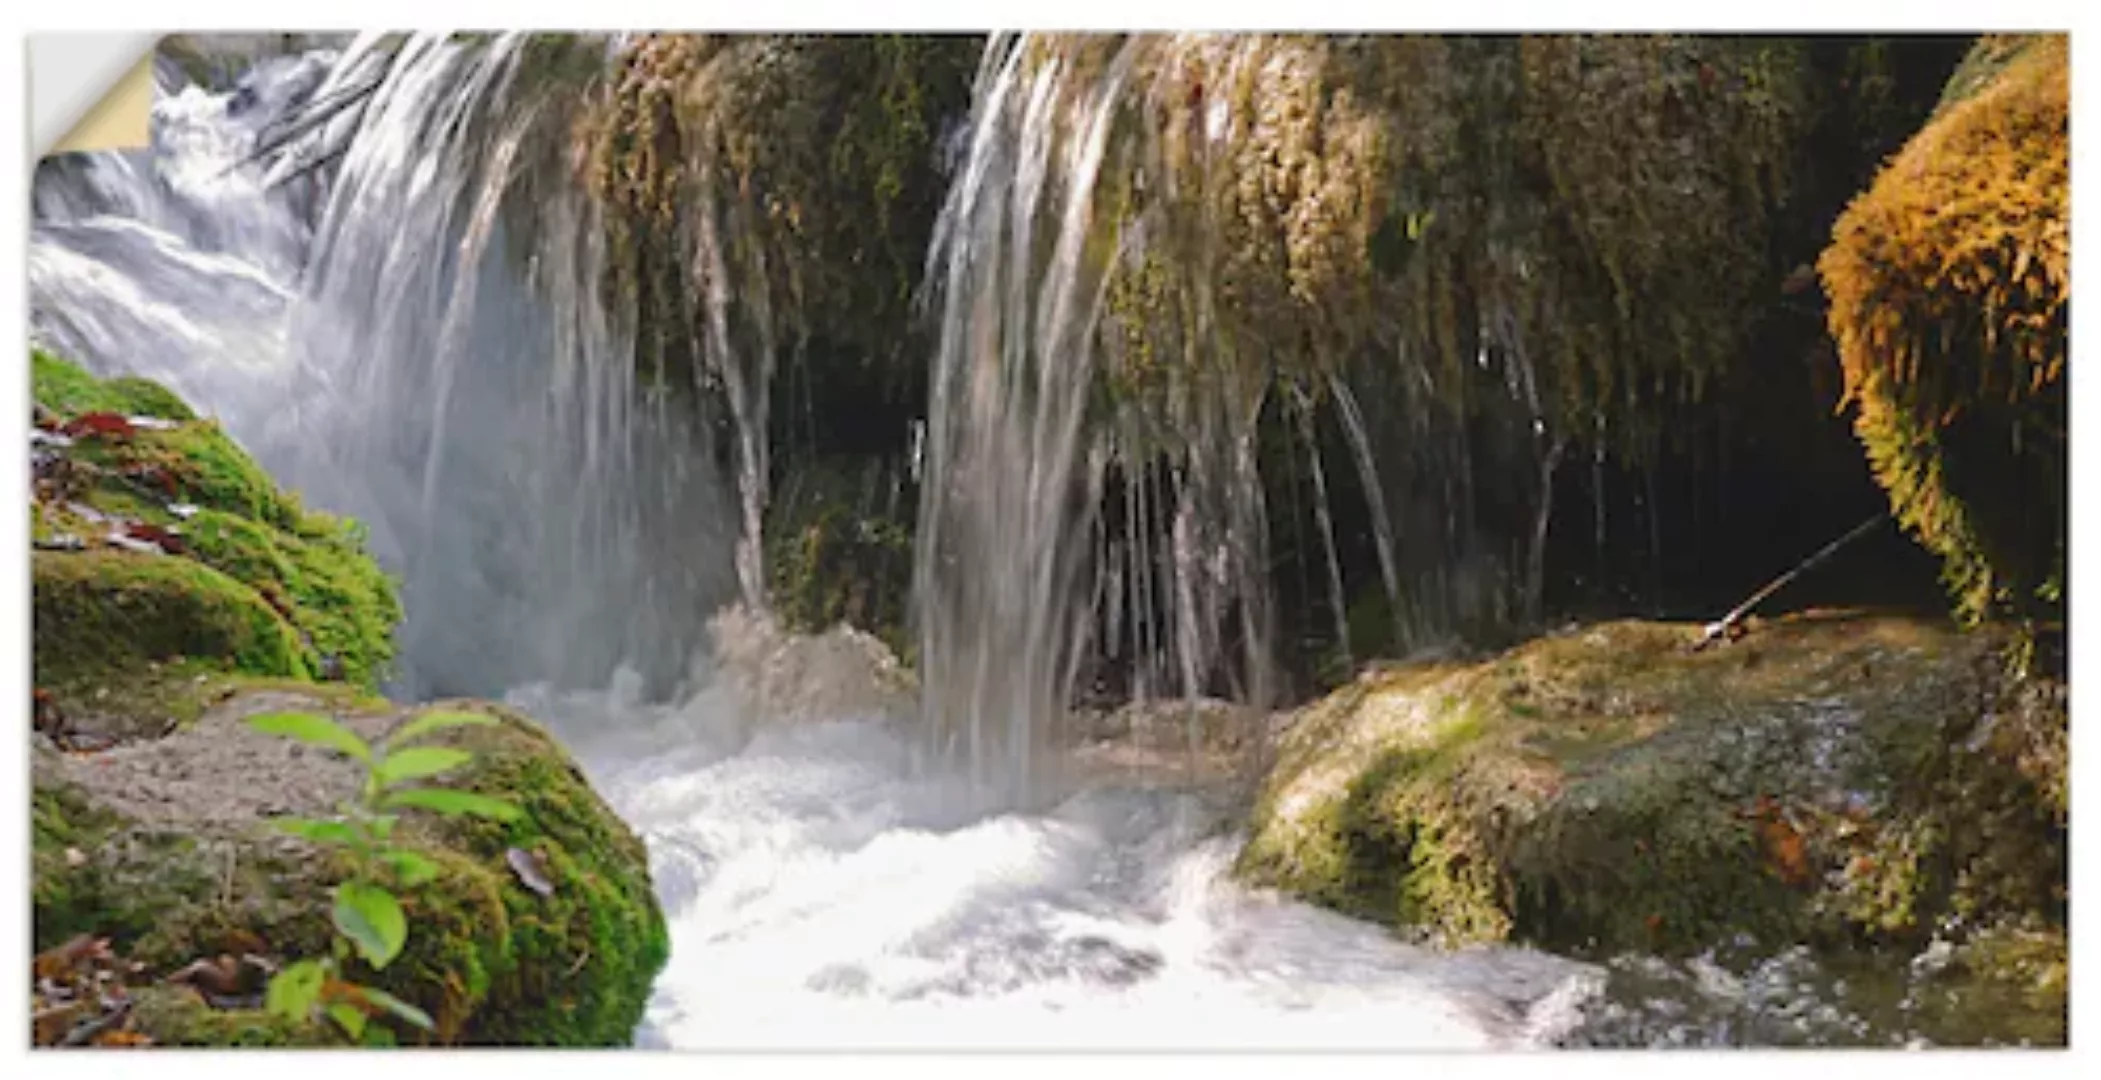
{"left": 33, "top": 550, "right": 311, "bottom": 689}
{"left": 579, "top": 33, "right": 977, "bottom": 395}
{"left": 128, "top": 987, "right": 339, "bottom": 1047}
{"left": 185, "top": 509, "right": 401, "bottom": 687}
{"left": 30, "top": 355, "right": 648, "bottom": 1046}
{"left": 33, "top": 350, "right": 299, "bottom": 533}
{"left": 32, "top": 695, "right": 665, "bottom": 1047}
{"left": 60, "top": 418, "right": 301, "bottom": 532}
{"left": 764, "top": 458, "right": 915, "bottom": 653}
{"left": 32, "top": 353, "right": 402, "bottom": 691}
{"left": 398, "top": 703, "right": 670, "bottom": 1046}
{"left": 1274, "top": 704, "right": 1515, "bottom": 944}
{"left": 33, "top": 348, "right": 196, "bottom": 421}
{"left": 1083, "top": 34, "right": 1818, "bottom": 462}
{"left": 1239, "top": 614, "right": 2066, "bottom": 957}
{"left": 31, "top": 780, "right": 125, "bottom": 945}
{"left": 1951, "top": 924, "right": 2067, "bottom": 1038}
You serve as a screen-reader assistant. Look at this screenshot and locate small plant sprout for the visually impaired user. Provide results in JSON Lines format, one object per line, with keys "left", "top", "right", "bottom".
{"left": 246, "top": 709, "right": 523, "bottom": 1043}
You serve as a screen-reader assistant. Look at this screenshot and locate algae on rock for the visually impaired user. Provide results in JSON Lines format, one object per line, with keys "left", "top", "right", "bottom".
{"left": 1237, "top": 614, "right": 2066, "bottom": 962}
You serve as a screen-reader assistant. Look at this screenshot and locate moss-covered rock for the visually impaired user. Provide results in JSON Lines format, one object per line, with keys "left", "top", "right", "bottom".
{"left": 30, "top": 352, "right": 661, "bottom": 1045}
{"left": 1237, "top": 613, "right": 2065, "bottom": 962}
{"left": 32, "top": 351, "right": 401, "bottom": 690}
{"left": 183, "top": 508, "right": 402, "bottom": 687}
{"left": 1080, "top": 34, "right": 1821, "bottom": 457}
{"left": 578, "top": 34, "right": 979, "bottom": 389}
{"left": 33, "top": 347, "right": 197, "bottom": 421}
{"left": 34, "top": 550, "right": 312, "bottom": 692}
{"left": 32, "top": 690, "right": 668, "bottom": 1047}
{"left": 1818, "top": 35, "right": 2067, "bottom": 630}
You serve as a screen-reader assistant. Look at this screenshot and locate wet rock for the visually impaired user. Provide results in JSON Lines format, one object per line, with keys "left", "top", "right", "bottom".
{"left": 707, "top": 604, "right": 917, "bottom": 726}
{"left": 1069, "top": 696, "right": 1271, "bottom": 786}
{"left": 33, "top": 689, "right": 669, "bottom": 1046}
{"left": 1237, "top": 613, "right": 2066, "bottom": 977}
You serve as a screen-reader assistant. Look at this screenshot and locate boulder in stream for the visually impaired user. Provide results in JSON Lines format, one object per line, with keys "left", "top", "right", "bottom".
{"left": 1235, "top": 613, "right": 2065, "bottom": 1023}
{"left": 30, "top": 353, "right": 667, "bottom": 1046}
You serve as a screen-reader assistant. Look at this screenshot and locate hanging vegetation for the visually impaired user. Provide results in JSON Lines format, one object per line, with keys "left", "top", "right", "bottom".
{"left": 1819, "top": 35, "right": 2067, "bottom": 630}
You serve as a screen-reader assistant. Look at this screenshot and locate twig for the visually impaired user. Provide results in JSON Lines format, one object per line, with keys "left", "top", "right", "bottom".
{"left": 1692, "top": 514, "right": 1887, "bottom": 652}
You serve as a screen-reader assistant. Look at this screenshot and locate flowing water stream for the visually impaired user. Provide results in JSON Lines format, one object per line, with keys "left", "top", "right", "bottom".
{"left": 29, "top": 34, "right": 2010, "bottom": 1050}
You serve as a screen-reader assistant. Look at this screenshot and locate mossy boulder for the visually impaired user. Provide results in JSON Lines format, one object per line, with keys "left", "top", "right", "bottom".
{"left": 32, "top": 690, "right": 668, "bottom": 1047}
{"left": 34, "top": 551, "right": 312, "bottom": 693}
{"left": 1237, "top": 613, "right": 2065, "bottom": 962}
{"left": 33, "top": 348, "right": 197, "bottom": 421}
{"left": 1818, "top": 35, "right": 2067, "bottom": 629}
{"left": 182, "top": 508, "right": 401, "bottom": 687}
{"left": 32, "top": 351, "right": 402, "bottom": 697}
{"left": 31, "top": 352, "right": 663, "bottom": 1045}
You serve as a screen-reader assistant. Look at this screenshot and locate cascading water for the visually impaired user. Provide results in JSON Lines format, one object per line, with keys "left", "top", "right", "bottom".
{"left": 911, "top": 35, "right": 1138, "bottom": 797}
{"left": 37, "top": 31, "right": 1959, "bottom": 1050}
{"left": 33, "top": 32, "right": 740, "bottom": 699}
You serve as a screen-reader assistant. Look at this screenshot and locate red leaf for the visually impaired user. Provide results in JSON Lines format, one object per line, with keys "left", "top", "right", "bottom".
{"left": 120, "top": 521, "right": 187, "bottom": 555}
{"left": 59, "top": 412, "right": 137, "bottom": 440}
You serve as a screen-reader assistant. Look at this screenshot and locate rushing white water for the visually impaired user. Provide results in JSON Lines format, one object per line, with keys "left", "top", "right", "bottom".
{"left": 511, "top": 658, "right": 1605, "bottom": 1050}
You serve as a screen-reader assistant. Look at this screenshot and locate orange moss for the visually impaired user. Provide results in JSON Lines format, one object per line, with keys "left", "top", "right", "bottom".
{"left": 1818, "top": 35, "right": 2067, "bottom": 627}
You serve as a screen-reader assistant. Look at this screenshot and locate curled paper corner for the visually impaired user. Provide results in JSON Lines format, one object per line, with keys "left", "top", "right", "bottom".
{"left": 29, "top": 33, "right": 160, "bottom": 160}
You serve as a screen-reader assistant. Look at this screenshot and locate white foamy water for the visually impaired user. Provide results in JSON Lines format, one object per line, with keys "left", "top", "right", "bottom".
{"left": 512, "top": 671, "right": 1605, "bottom": 1050}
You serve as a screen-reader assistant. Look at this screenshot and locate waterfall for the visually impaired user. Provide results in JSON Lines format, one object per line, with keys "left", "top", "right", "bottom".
{"left": 30, "top": 33, "right": 741, "bottom": 700}
{"left": 913, "top": 35, "right": 1138, "bottom": 796}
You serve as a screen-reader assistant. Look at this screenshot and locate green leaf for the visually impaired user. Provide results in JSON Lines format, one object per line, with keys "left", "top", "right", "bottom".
{"left": 370, "top": 814, "right": 399, "bottom": 841}
{"left": 248, "top": 711, "right": 372, "bottom": 763}
{"left": 275, "top": 818, "right": 361, "bottom": 847}
{"left": 327, "top": 1002, "right": 367, "bottom": 1040}
{"left": 374, "top": 747, "right": 473, "bottom": 789}
{"left": 357, "top": 985, "right": 435, "bottom": 1031}
{"left": 387, "top": 709, "right": 498, "bottom": 750}
{"left": 333, "top": 882, "right": 408, "bottom": 969}
{"left": 379, "top": 849, "right": 441, "bottom": 888}
{"left": 266, "top": 959, "right": 327, "bottom": 1022}
{"left": 383, "top": 787, "right": 523, "bottom": 822}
